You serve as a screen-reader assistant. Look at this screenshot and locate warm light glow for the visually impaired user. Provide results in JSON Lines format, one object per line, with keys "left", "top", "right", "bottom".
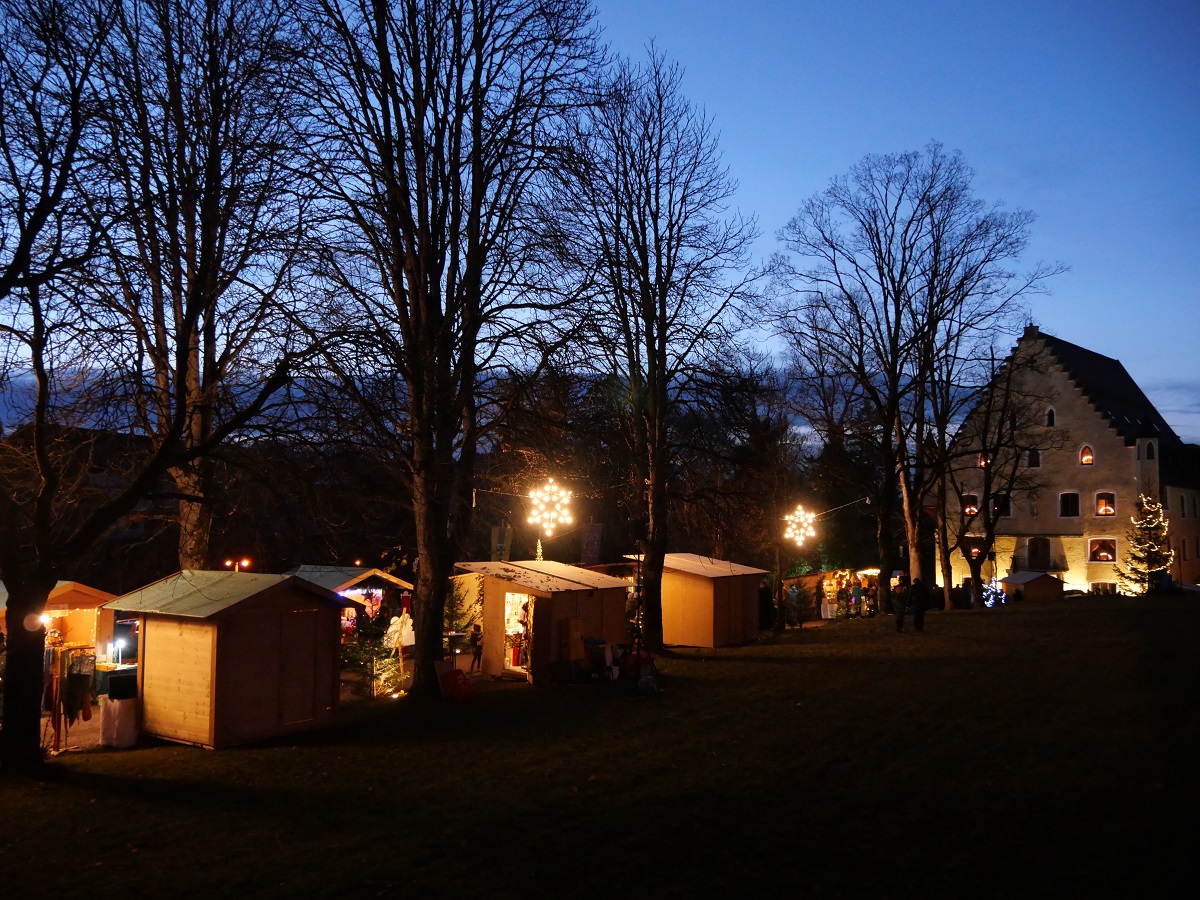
{"left": 38, "top": 613, "right": 52, "bottom": 626}
{"left": 224, "top": 557, "right": 251, "bottom": 572}
{"left": 970, "top": 547, "right": 981, "bottom": 558}
{"left": 784, "top": 504, "right": 817, "bottom": 546}
{"left": 528, "top": 478, "right": 573, "bottom": 537}
{"left": 1080, "top": 446, "right": 1094, "bottom": 465}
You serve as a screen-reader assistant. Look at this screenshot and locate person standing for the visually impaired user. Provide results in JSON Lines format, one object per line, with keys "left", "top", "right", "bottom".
{"left": 468, "top": 623, "right": 483, "bottom": 673}
{"left": 910, "top": 577, "right": 929, "bottom": 632}
{"left": 894, "top": 574, "right": 910, "bottom": 631}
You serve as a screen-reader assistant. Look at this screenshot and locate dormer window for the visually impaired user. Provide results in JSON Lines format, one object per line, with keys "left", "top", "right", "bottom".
{"left": 1045, "top": 409, "right": 1056, "bottom": 426}
{"left": 1080, "top": 445, "right": 1094, "bottom": 465}
{"left": 1096, "top": 493, "right": 1115, "bottom": 516}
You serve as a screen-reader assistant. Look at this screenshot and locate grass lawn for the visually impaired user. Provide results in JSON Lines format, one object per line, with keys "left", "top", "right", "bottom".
{"left": 3, "top": 594, "right": 1197, "bottom": 897}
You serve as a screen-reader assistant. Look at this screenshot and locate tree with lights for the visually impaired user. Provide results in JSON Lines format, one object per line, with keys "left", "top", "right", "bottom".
{"left": 1117, "top": 493, "right": 1175, "bottom": 595}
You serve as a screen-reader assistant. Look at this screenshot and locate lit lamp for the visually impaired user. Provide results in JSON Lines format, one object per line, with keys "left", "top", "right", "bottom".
{"left": 528, "top": 478, "right": 573, "bottom": 561}
{"left": 224, "top": 557, "right": 251, "bottom": 572}
{"left": 116, "top": 637, "right": 126, "bottom": 666}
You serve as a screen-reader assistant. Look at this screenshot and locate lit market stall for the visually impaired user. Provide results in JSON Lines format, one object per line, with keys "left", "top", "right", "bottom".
{"left": 454, "top": 559, "right": 631, "bottom": 685}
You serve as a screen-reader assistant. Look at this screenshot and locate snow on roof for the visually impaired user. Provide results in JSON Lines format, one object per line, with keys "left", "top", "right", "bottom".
{"left": 624, "top": 552, "right": 769, "bottom": 578}
{"left": 285, "top": 565, "right": 413, "bottom": 592}
{"left": 454, "top": 561, "right": 630, "bottom": 596}
{"left": 104, "top": 570, "right": 345, "bottom": 618}
{"left": 999, "top": 571, "right": 1064, "bottom": 586}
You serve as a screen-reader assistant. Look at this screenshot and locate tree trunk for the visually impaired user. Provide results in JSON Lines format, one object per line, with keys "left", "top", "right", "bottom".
{"left": 408, "top": 466, "right": 450, "bottom": 700}
{"left": 175, "top": 463, "right": 212, "bottom": 570}
{"left": 1, "top": 581, "right": 53, "bottom": 771}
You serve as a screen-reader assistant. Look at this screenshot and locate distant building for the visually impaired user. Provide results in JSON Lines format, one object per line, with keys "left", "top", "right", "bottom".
{"left": 939, "top": 326, "right": 1200, "bottom": 592}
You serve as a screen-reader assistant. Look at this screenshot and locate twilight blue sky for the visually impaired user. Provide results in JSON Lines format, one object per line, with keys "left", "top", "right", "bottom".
{"left": 595, "top": 0, "right": 1200, "bottom": 442}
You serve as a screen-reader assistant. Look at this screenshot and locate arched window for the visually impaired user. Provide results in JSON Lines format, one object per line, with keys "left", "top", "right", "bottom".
{"left": 1080, "top": 445, "right": 1094, "bottom": 465}
{"left": 1146, "top": 442, "right": 1156, "bottom": 460}
{"left": 1028, "top": 448, "right": 1041, "bottom": 468}
{"left": 1027, "top": 537, "right": 1051, "bottom": 570}
{"left": 1045, "top": 409, "right": 1056, "bottom": 427}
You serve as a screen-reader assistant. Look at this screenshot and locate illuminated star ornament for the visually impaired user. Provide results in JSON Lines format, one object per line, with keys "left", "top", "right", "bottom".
{"left": 784, "top": 503, "right": 817, "bottom": 546}
{"left": 528, "top": 478, "right": 573, "bottom": 560}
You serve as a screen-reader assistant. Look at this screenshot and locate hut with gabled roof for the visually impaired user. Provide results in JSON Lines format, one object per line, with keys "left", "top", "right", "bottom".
{"left": 104, "top": 570, "right": 353, "bottom": 749}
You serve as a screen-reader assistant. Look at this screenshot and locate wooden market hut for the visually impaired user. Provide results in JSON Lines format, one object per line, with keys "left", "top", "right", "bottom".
{"left": 0, "top": 581, "right": 116, "bottom": 651}
{"left": 454, "top": 560, "right": 631, "bottom": 685}
{"left": 286, "top": 565, "right": 413, "bottom": 618}
{"left": 1000, "top": 570, "right": 1065, "bottom": 603}
{"left": 637, "top": 552, "right": 768, "bottom": 648}
{"left": 104, "top": 570, "right": 353, "bottom": 749}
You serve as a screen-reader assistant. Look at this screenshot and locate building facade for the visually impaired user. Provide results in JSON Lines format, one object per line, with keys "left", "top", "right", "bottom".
{"left": 941, "top": 326, "right": 1200, "bottom": 593}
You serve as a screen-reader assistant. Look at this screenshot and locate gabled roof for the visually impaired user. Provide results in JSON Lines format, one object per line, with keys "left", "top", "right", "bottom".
{"left": 285, "top": 565, "right": 413, "bottom": 592}
{"left": 625, "top": 552, "right": 769, "bottom": 578}
{"left": 0, "top": 580, "right": 114, "bottom": 612}
{"left": 1027, "top": 326, "right": 1179, "bottom": 446}
{"left": 104, "top": 570, "right": 347, "bottom": 619}
{"left": 1000, "top": 571, "right": 1064, "bottom": 586}
{"left": 454, "top": 560, "right": 629, "bottom": 596}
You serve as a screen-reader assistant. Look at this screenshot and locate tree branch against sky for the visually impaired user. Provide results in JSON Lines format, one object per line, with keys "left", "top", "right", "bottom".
{"left": 300, "top": 0, "right": 600, "bottom": 696}
{"left": 774, "top": 142, "right": 1062, "bottom": 591}
{"left": 93, "top": 0, "right": 312, "bottom": 570}
{"left": 543, "top": 47, "right": 760, "bottom": 648}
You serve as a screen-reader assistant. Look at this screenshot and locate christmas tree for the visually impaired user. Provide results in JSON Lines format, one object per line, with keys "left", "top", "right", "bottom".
{"left": 1117, "top": 493, "right": 1175, "bottom": 594}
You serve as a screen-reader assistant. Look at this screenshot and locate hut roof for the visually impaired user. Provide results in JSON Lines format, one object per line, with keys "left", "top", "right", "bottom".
{"left": 285, "top": 564, "right": 413, "bottom": 592}
{"left": 625, "top": 552, "right": 768, "bottom": 578}
{"left": 104, "top": 570, "right": 347, "bottom": 619}
{"left": 454, "top": 561, "right": 629, "bottom": 596}
{"left": 1000, "top": 571, "right": 1064, "bottom": 586}
{"left": 1, "top": 580, "right": 115, "bottom": 612}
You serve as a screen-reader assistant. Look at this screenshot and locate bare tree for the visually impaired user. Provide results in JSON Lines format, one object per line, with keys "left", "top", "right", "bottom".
{"left": 91, "top": 0, "right": 313, "bottom": 569}
{"left": 775, "top": 143, "right": 1062, "bottom": 593}
{"left": 0, "top": 0, "right": 304, "bottom": 771}
{"left": 300, "top": 0, "right": 600, "bottom": 696}
{"left": 542, "top": 48, "right": 759, "bottom": 649}
{"left": 1, "top": 0, "right": 113, "bottom": 770}
{"left": 937, "top": 342, "right": 1062, "bottom": 607}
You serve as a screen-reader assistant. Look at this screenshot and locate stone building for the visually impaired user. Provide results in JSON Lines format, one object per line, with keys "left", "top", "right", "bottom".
{"left": 940, "top": 326, "right": 1200, "bottom": 593}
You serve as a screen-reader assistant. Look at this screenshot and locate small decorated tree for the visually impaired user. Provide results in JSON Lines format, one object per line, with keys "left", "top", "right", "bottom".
{"left": 1117, "top": 494, "right": 1175, "bottom": 594}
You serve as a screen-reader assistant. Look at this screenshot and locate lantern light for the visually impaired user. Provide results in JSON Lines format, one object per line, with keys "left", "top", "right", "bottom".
{"left": 784, "top": 504, "right": 817, "bottom": 547}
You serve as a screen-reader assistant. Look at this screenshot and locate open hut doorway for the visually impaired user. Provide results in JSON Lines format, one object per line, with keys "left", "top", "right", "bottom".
{"left": 503, "top": 592, "right": 533, "bottom": 675}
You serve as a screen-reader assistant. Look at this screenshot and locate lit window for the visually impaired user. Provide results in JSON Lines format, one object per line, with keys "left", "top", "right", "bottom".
{"left": 992, "top": 495, "right": 1011, "bottom": 517}
{"left": 1090, "top": 582, "right": 1117, "bottom": 595}
{"left": 1027, "top": 448, "right": 1041, "bottom": 468}
{"left": 1089, "top": 539, "right": 1116, "bottom": 562}
{"left": 1080, "top": 445, "right": 1094, "bottom": 465}
{"left": 1059, "top": 493, "right": 1080, "bottom": 517}
{"left": 1095, "top": 493, "right": 1115, "bottom": 516}
{"left": 977, "top": 452, "right": 991, "bottom": 468}
{"left": 962, "top": 494, "right": 979, "bottom": 517}
{"left": 1045, "top": 409, "right": 1055, "bottom": 426}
